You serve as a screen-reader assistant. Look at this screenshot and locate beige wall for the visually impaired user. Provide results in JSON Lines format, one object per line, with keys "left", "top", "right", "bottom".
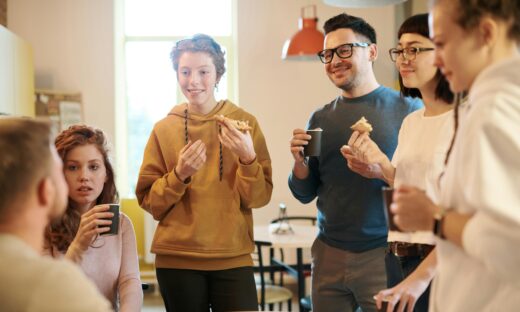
{"left": 7, "top": 0, "right": 115, "bottom": 143}
{"left": 8, "top": 0, "right": 400, "bottom": 225}
{"left": 0, "top": 0, "right": 6, "bottom": 27}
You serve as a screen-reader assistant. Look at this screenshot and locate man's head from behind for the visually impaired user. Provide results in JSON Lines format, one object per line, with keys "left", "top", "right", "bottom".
{"left": 0, "top": 118, "right": 68, "bottom": 226}
{"left": 321, "top": 13, "right": 378, "bottom": 93}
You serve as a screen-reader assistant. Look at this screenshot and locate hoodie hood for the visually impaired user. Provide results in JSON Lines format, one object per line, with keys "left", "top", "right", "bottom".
{"left": 167, "top": 100, "right": 240, "bottom": 122}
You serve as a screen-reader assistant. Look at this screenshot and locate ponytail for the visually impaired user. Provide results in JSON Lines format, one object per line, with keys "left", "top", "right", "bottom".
{"left": 444, "top": 92, "right": 464, "bottom": 165}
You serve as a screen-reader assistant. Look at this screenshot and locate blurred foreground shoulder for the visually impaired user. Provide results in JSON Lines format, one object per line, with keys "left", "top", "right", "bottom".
{"left": 29, "top": 259, "right": 113, "bottom": 312}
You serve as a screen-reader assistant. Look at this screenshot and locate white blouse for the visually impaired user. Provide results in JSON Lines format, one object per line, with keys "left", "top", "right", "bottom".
{"left": 389, "top": 107, "right": 454, "bottom": 244}
{"left": 432, "top": 56, "right": 520, "bottom": 312}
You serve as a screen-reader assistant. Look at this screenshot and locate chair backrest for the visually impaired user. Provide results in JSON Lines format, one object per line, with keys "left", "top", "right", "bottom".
{"left": 270, "top": 216, "right": 317, "bottom": 225}
{"left": 253, "top": 241, "right": 293, "bottom": 310}
{"left": 254, "top": 241, "right": 269, "bottom": 308}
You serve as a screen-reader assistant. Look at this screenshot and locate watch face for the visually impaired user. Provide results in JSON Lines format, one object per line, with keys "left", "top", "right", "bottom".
{"left": 433, "top": 216, "right": 445, "bottom": 239}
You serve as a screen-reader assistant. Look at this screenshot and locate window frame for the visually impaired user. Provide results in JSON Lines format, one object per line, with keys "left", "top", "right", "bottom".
{"left": 115, "top": 0, "right": 237, "bottom": 197}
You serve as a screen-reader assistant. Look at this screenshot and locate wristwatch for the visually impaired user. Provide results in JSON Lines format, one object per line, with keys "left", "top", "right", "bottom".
{"left": 433, "top": 207, "right": 447, "bottom": 239}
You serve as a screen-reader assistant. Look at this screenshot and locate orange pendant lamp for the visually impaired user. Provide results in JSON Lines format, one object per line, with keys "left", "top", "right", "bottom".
{"left": 282, "top": 5, "right": 325, "bottom": 61}
{"left": 323, "top": 0, "right": 407, "bottom": 7}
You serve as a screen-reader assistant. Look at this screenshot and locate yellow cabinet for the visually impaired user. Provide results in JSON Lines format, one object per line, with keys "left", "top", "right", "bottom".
{"left": 0, "top": 25, "right": 34, "bottom": 116}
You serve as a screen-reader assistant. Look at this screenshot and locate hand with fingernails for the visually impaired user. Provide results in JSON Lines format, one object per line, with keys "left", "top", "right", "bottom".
{"left": 340, "top": 130, "right": 390, "bottom": 180}
{"left": 289, "top": 128, "right": 311, "bottom": 163}
{"left": 66, "top": 204, "right": 114, "bottom": 262}
{"left": 374, "top": 249, "right": 435, "bottom": 312}
{"left": 175, "top": 139, "right": 207, "bottom": 181}
{"left": 340, "top": 145, "right": 384, "bottom": 179}
{"left": 346, "top": 131, "right": 386, "bottom": 164}
{"left": 217, "top": 118, "right": 256, "bottom": 165}
{"left": 391, "top": 185, "right": 438, "bottom": 232}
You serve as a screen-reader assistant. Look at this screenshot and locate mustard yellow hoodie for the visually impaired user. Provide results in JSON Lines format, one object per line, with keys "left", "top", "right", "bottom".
{"left": 136, "top": 100, "right": 272, "bottom": 270}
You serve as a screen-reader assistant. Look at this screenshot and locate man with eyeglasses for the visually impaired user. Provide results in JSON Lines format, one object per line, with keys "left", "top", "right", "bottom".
{"left": 288, "top": 13, "right": 422, "bottom": 312}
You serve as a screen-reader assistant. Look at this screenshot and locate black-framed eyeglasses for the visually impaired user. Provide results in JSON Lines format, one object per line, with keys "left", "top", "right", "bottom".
{"left": 317, "top": 42, "right": 370, "bottom": 64}
{"left": 389, "top": 47, "right": 435, "bottom": 62}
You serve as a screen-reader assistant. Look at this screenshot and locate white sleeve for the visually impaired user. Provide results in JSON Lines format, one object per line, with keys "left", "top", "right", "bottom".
{"left": 391, "top": 116, "right": 407, "bottom": 168}
{"left": 29, "top": 262, "right": 113, "bottom": 312}
{"left": 463, "top": 212, "right": 520, "bottom": 287}
{"left": 461, "top": 92, "right": 520, "bottom": 286}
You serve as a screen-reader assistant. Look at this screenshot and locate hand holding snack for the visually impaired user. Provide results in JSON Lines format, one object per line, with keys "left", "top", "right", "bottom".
{"left": 340, "top": 145, "right": 384, "bottom": 179}
{"left": 344, "top": 117, "right": 394, "bottom": 182}
{"left": 350, "top": 116, "right": 373, "bottom": 133}
{"left": 347, "top": 130, "right": 386, "bottom": 165}
{"left": 215, "top": 115, "right": 256, "bottom": 164}
{"left": 214, "top": 115, "right": 252, "bottom": 132}
{"left": 348, "top": 117, "right": 384, "bottom": 163}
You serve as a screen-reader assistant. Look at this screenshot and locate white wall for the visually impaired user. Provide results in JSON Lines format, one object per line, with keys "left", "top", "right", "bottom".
{"left": 8, "top": 0, "right": 399, "bottom": 225}
{"left": 7, "top": 0, "right": 115, "bottom": 142}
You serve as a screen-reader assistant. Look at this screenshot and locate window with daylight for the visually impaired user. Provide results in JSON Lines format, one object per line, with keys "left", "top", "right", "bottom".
{"left": 118, "top": 0, "right": 235, "bottom": 196}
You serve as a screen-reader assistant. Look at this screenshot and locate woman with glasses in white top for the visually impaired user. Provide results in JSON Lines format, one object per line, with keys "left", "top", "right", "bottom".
{"left": 341, "top": 13, "right": 454, "bottom": 312}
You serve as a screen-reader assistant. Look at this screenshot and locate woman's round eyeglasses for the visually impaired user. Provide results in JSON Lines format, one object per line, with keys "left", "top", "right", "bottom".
{"left": 389, "top": 47, "right": 435, "bottom": 62}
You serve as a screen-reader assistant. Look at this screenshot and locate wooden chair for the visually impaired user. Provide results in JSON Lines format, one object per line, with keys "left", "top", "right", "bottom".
{"left": 269, "top": 216, "right": 316, "bottom": 286}
{"left": 254, "top": 241, "right": 293, "bottom": 311}
{"left": 270, "top": 216, "right": 316, "bottom": 311}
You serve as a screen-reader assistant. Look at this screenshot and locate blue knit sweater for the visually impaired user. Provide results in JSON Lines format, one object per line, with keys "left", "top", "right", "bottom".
{"left": 289, "top": 86, "right": 423, "bottom": 252}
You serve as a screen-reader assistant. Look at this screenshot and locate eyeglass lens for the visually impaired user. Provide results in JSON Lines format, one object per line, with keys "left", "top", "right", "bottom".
{"left": 319, "top": 44, "right": 353, "bottom": 63}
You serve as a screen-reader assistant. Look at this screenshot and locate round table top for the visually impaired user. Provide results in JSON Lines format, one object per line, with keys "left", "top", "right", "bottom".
{"left": 253, "top": 223, "right": 317, "bottom": 249}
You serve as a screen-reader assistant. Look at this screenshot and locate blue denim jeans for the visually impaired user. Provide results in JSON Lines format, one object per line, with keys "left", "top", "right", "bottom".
{"left": 385, "top": 251, "right": 431, "bottom": 312}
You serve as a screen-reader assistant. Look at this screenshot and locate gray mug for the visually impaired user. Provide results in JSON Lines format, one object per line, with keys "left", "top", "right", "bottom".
{"left": 100, "top": 204, "right": 119, "bottom": 236}
{"left": 304, "top": 129, "right": 322, "bottom": 157}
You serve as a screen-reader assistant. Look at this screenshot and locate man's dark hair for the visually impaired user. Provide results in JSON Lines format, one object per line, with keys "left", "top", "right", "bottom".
{"left": 324, "top": 13, "right": 377, "bottom": 44}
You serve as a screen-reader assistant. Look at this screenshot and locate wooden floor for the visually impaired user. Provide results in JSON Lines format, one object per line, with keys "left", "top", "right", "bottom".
{"left": 142, "top": 274, "right": 304, "bottom": 312}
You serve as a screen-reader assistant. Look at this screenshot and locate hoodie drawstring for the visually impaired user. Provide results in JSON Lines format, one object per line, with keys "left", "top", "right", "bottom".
{"left": 184, "top": 107, "right": 223, "bottom": 181}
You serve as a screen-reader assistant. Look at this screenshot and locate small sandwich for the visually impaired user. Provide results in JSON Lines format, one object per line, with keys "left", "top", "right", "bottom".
{"left": 350, "top": 116, "right": 373, "bottom": 133}
{"left": 214, "top": 115, "right": 252, "bottom": 132}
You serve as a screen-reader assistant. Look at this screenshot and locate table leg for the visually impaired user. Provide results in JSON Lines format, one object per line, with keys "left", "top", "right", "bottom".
{"left": 297, "top": 248, "right": 304, "bottom": 312}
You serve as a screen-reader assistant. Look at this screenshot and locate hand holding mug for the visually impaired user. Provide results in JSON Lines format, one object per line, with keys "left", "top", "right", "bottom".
{"left": 392, "top": 186, "right": 437, "bottom": 232}
{"left": 66, "top": 205, "right": 113, "bottom": 262}
{"left": 290, "top": 128, "right": 311, "bottom": 163}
